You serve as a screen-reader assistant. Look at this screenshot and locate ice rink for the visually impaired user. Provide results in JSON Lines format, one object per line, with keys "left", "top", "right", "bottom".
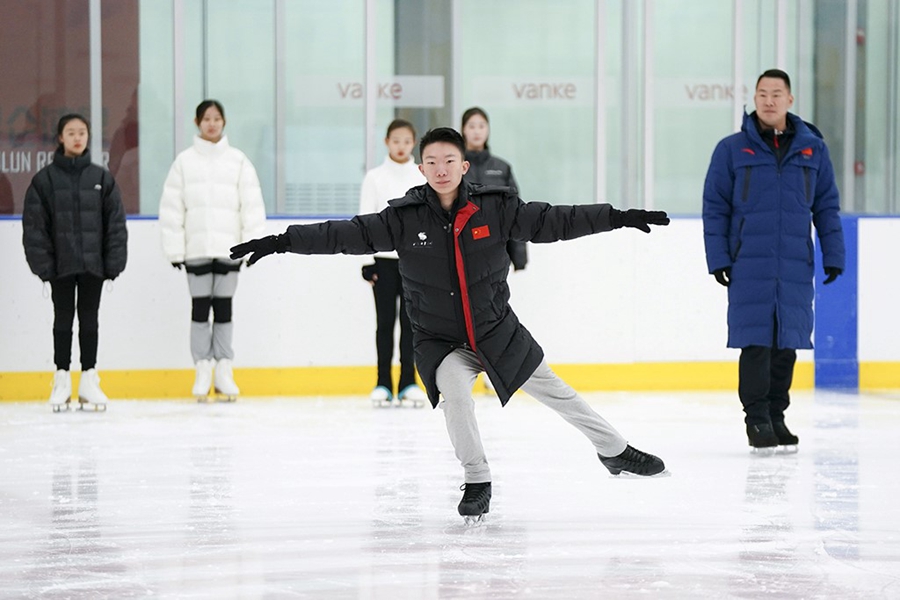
{"left": 1, "top": 389, "right": 898, "bottom": 599}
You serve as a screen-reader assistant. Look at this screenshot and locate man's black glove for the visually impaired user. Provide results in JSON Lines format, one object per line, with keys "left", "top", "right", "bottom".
{"left": 230, "top": 233, "right": 290, "bottom": 265}
{"left": 713, "top": 267, "right": 731, "bottom": 287}
{"left": 609, "top": 208, "right": 670, "bottom": 233}
{"left": 362, "top": 263, "right": 378, "bottom": 282}
{"left": 823, "top": 266, "right": 842, "bottom": 285}
{"left": 172, "top": 262, "right": 184, "bottom": 270}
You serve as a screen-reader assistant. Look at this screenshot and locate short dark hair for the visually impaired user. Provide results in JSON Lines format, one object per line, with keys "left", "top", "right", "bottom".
{"left": 419, "top": 127, "right": 466, "bottom": 159}
{"left": 756, "top": 69, "right": 791, "bottom": 92}
{"left": 195, "top": 99, "right": 226, "bottom": 122}
{"left": 386, "top": 118, "right": 416, "bottom": 139}
{"left": 57, "top": 113, "right": 90, "bottom": 138}
{"left": 461, "top": 106, "right": 490, "bottom": 150}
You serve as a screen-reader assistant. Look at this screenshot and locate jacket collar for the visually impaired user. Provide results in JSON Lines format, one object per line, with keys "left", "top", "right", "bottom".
{"left": 53, "top": 147, "right": 92, "bottom": 173}
{"left": 742, "top": 111, "right": 819, "bottom": 153}
{"left": 389, "top": 181, "right": 475, "bottom": 212}
{"left": 193, "top": 134, "right": 230, "bottom": 156}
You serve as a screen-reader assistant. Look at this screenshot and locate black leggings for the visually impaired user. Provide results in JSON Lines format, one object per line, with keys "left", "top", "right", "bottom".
{"left": 50, "top": 274, "right": 103, "bottom": 371}
{"left": 372, "top": 257, "right": 415, "bottom": 392}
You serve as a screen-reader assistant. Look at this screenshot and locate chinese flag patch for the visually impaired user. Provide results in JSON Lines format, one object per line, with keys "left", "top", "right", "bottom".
{"left": 801, "top": 147, "right": 813, "bottom": 156}
{"left": 471, "top": 225, "right": 491, "bottom": 240}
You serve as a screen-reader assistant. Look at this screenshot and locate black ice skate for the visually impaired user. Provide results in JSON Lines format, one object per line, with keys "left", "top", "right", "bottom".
{"left": 598, "top": 445, "right": 667, "bottom": 477}
{"left": 772, "top": 421, "right": 799, "bottom": 454}
{"left": 747, "top": 423, "right": 779, "bottom": 455}
{"left": 458, "top": 482, "right": 491, "bottom": 526}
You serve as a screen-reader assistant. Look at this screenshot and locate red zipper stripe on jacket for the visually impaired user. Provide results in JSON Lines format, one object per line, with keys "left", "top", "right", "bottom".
{"left": 452, "top": 201, "right": 480, "bottom": 352}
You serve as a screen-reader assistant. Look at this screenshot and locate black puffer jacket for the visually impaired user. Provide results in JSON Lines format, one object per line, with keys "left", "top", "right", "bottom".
{"left": 282, "top": 182, "right": 614, "bottom": 407}
{"left": 465, "top": 150, "right": 528, "bottom": 270}
{"left": 22, "top": 149, "right": 128, "bottom": 282}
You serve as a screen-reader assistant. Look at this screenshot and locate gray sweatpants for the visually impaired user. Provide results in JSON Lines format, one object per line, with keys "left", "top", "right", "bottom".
{"left": 186, "top": 259, "right": 240, "bottom": 362}
{"left": 435, "top": 348, "right": 628, "bottom": 483}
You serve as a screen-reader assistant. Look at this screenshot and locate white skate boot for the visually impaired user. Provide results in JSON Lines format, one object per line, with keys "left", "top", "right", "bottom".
{"left": 397, "top": 384, "right": 427, "bottom": 408}
{"left": 370, "top": 386, "right": 393, "bottom": 407}
{"left": 213, "top": 358, "right": 239, "bottom": 402}
{"left": 77, "top": 369, "right": 108, "bottom": 412}
{"left": 193, "top": 359, "right": 214, "bottom": 402}
{"left": 49, "top": 370, "right": 72, "bottom": 412}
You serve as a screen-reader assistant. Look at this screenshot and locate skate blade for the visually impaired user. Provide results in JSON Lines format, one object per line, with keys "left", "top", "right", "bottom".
{"left": 463, "top": 514, "right": 487, "bottom": 527}
{"left": 395, "top": 399, "right": 425, "bottom": 408}
{"left": 213, "top": 389, "right": 238, "bottom": 402}
{"left": 776, "top": 444, "right": 799, "bottom": 454}
{"left": 750, "top": 446, "right": 777, "bottom": 456}
{"left": 610, "top": 468, "right": 671, "bottom": 479}
{"left": 51, "top": 401, "right": 71, "bottom": 413}
{"left": 77, "top": 400, "right": 107, "bottom": 412}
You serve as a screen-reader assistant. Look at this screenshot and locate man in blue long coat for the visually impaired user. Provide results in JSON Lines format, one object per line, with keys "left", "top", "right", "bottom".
{"left": 703, "top": 69, "right": 845, "bottom": 453}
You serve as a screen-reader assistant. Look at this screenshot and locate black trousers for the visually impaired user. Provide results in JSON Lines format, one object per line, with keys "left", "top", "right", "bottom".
{"left": 738, "top": 345, "right": 797, "bottom": 426}
{"left": 371, "top": 257, "right": 415, "bottom": 393}
{"left": 50, "top": 273, "right": 104, "bottom": 371}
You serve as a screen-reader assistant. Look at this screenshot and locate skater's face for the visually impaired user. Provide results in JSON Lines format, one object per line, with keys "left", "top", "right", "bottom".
{"left": 419, "top": 142, "right": 469, "bottom": 206}
{"left": 754, "top": 77, "right": 793, "bottom": 131}
{"left": 59, "top": 119, "right": 89, "bottom": 157}
{"left": 196, "top": 106, "right": 225, "bottom": 143}
{"left": 385, "top": 127, "right": 416, "bottom": 164}
{"left": 462, "top": 114, "right": 489, "bottom": 151}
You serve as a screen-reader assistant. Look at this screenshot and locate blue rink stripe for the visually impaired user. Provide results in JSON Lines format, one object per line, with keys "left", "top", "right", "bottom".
{"left": 814, "top": 215, "right": 858, "bottom": 389}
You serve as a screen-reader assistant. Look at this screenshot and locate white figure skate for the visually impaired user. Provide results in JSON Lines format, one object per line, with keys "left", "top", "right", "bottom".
{"left": 370, "top": 386, "right": 393, "bottom": 408}
{"left": 77, "top": 369, "right": 108, "bottom": 412}
{"left": 397, "top": 384, "right": 426, "bottom": 408}
{"left": 193, "top": 359, "right": 214, "bottom": 402}
{"left": 49, "top": 370, "right": 72, "bottom": 412}
{"left": 213, "top": 358, "right": 239, "bottom": 402}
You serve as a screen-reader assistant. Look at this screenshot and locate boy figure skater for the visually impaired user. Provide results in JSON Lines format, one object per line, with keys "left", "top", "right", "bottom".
{"left": 231, "top": 128, "right": 670, "bottom": 524}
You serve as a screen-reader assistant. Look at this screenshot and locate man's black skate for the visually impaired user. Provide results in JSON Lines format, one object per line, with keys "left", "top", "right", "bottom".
{"left": 772, "top": 421, "right": 799, "bottom": 453}
{"left": 598, "top": 445, "right": 667, "bottom": 477}
{"left": 458, "top": 482, "right": 491, "bottom": 525}
{"left": 747, "top": 423, "right": 779, "bottom": 455}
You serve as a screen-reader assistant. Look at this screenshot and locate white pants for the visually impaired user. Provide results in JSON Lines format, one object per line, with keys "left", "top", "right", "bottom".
{"left": 435, "top": 349, "right": 628, "bottom": 483}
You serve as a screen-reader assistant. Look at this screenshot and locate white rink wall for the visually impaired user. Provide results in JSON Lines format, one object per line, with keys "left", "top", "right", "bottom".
{"left": 1, "top": 217, "right": 898, "bottom": 373}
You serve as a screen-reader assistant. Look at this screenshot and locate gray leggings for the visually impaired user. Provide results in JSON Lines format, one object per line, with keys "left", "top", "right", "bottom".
{"left": 435, "top": 349, "right": 628, "bottom": 483}
{"left": 186, "top": 259, "right": 240, "bottom": 362}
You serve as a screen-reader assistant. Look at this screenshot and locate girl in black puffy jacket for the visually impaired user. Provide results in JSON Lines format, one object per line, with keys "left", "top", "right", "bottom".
{"left": 22, "top": 114, "right": 128, "bottom": 411}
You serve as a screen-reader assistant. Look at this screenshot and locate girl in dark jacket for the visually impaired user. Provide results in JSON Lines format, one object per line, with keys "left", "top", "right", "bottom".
{"left": 22, "top": 114, "right": 128, "bottom": 411}
{"left": 461, "top": 107, "right": 527, "bottom": 271}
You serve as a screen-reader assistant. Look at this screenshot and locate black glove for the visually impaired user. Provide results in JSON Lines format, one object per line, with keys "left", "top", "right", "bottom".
{"left": 713, "top": 267, "right": 731, "bottom": 287}
{"left": 230, "top": 234, "right": 290, "bottom": 265}
{"left": 171, "top": 262, "right": 184, "bottom": 270}
{"left": 361, "top": 263, "right": 378, "bottom": 282}
{"left": 609, "top": 208, "right": 670, "bottom": 233}
{"left": 823, "top": 266, "right": 842, "bottom": 285}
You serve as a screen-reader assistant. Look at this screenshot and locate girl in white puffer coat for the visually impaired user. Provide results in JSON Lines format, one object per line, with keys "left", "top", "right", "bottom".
{"left": 159, "top": 100, "right": 266, "bottom": 401}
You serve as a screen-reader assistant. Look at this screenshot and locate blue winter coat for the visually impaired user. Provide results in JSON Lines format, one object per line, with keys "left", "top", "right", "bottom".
{"left": 702, "top": 112, "right": 845, "bottom": 349}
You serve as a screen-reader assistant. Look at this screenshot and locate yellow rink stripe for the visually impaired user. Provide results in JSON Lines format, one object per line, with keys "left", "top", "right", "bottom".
{"left": 0, "top": 361, "right": 850, "bottom": 401}
{"left": 2, "top": 361, "right": 897, "bottom": 402}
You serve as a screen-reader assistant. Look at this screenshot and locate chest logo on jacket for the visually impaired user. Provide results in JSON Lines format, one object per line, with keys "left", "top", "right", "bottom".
{"left": 411, "top": 231, "right": 433, "bottom": 249}
{"left": 485, "top": 169, "right": 503, "bottom": 176}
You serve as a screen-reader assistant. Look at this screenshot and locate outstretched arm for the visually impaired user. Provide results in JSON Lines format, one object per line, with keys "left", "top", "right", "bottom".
{"left": 507, "top": 197, "right": 669, "bottom": 244}
{"left": 230, "top": 210, "right": 398, "bottom": 264}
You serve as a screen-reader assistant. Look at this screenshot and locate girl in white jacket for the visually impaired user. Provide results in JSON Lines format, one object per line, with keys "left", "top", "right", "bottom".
{"left": 359, "top": 119, "right": 427, "bottom": 406}
{"left": 159, "top": 100, "right": 266, "bottom": 400}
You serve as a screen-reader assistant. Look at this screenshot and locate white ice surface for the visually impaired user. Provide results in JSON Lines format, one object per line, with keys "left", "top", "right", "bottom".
{"left": 1, "top": 390, "right": 898, "bottom": 599}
